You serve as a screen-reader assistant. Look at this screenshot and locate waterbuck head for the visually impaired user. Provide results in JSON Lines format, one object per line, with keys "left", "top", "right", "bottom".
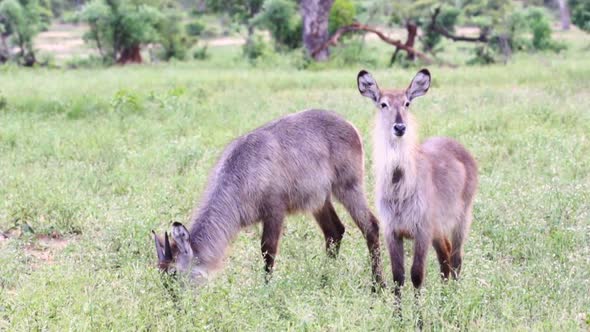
{"left": 153, "top": 222, "right": 194, "bottom": 275}
{"left": 357, "top": 69, "right": 431, "bottom": 140}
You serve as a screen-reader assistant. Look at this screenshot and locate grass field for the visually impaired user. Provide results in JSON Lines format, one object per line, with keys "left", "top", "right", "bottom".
{"left": 1, "top": 32, "right": 590, "bottom": 330}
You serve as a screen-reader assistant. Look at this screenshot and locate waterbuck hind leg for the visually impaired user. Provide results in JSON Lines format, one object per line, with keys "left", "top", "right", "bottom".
{"left": 313, "top": 199, "right": 346, "bottom": 258}
{"left": 433, "top": 237, "right": 452, "bottom": 281}
{"left": 261, "top": 214, "right": 285, "bottom": 281}
{"left": 334, "top": 185, "right": 386, "bottom": 290}
{"left": 450, "top": 230, "right": 465, "bottom": 280}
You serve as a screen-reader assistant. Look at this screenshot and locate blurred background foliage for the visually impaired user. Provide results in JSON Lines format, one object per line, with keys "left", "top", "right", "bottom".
{"left": 0, "top": 0, "right": 588, "bottom": 67}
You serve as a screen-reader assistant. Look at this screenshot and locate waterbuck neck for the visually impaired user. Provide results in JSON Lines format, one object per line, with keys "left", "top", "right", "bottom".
{"left": 373, "top": 112, "right": 419, "bottom": 199}
{"left": 188, "top": 187, "right": 242, "bottom": 269}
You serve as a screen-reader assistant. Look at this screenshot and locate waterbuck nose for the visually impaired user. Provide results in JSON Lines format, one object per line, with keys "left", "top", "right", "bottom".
{"left": 393, "top": 123, "right": 406, "bottom": 136}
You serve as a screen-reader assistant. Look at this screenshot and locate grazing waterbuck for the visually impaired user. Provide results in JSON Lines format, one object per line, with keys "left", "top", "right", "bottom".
{"left": 356, "top": 69, "right": 478, "bottom": 298}
{"left": 153, "top": 109, "right": 385, "bottom": 288}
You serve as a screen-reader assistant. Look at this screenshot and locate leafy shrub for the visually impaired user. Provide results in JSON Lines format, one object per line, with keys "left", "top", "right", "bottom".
{"left": 158, "top": 11, "right": 189, "bottom": 60}
{"left": 524, "top": 7, "right": 564, "bottom": 51}
{"left": 252, "top": 0, "right": 301, "bottom": 50}
{"left": 570, "top": 0, "right": 590, "bottom": 32}
{"left": 186, "top": 20, "right": 205, "bottom": 36}
{"left": 328, "top": 0, "right": 356, "bottom": 34}
{"left": 65, "top": 55, "right": 110, "bottom": 69}
{"left": 330, "top": 38, "right": 377, "bottom": 67}
{"left": 242, "top": 34, "right": 270, "bottom": 61}
{"left": 467, "top": 44, "right": 497, "bottom": 65}
{"left": 193, "top": 45, "right": 209, "bottom": 60}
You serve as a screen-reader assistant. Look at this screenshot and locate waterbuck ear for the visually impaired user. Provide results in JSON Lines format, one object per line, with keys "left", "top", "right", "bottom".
{"left": 152, "top": 230, "right": 166, "bottom": 262}
{"left": 406, "top": 68, "right": 431, "bottom": 101}
{"left": 357, "top": 70, "right": 381, "bottom": 104}
{"left": 171, "top": 222, "right": 192, "bottom": 255}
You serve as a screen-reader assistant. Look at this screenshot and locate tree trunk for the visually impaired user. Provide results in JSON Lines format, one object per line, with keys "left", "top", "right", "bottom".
{"left": 196, "top": 0, "right": 206, "bottom": 13}
{"left": 557, "top": 0, "right": 571, "bottom": 30}
{"left": 300, "top": 0, "right": 335, "bottom": 61}
{"left": 0, "top": 35, "right": 9, "bottom": 64}
{"left": 404, "top": 20, "right": 417, "bottom": 61}
{"left": 117, "top": 45, "right": 142, "bottom": 64}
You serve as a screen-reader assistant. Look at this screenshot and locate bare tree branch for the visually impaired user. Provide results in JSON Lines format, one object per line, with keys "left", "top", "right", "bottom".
{"left": 428, "top": 7, "right": 489, "bottom": 43}
{"left": 312, "top": 22, "right": 433, "bottom": 64}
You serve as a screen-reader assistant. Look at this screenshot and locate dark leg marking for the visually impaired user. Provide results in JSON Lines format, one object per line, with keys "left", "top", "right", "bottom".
{"left": 433, "top": 237, "right": 452, "bottom": 281}
{"left": 313, "top": 199, "right": 346, "bottom": 258}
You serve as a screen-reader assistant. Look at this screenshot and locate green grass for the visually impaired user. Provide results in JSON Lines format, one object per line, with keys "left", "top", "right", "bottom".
{"left": 1, "top": 34, "right": 590, "bottom": 330}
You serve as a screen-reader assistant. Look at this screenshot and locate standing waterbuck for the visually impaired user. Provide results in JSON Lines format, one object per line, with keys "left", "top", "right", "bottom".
{"left": 356, "top": 69, "right": 478, "bottom": 298}
{"left": 153, "top": 110, "right": 385, "bottom": 288}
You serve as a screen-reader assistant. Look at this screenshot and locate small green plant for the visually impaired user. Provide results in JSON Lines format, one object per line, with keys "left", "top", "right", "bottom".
{"left": 110, "top": 89, "right": 142, "bottom": 113}
{"left": 0, "top": 93, "right": 7, "bottom": 110}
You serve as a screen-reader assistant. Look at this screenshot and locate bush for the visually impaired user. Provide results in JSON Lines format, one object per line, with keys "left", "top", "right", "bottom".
{"left": 252, "top": 0, "right": 301, "bottom": 50}
{"left": 193, "top": 45, "right": 208, "bottom": 60}
{"left": 524, "top": 7, "right": 562, "bottom": 51}
{"left": 467, "top": 44, "right": 497, "bottom": 65}
{"left": 186, "top": 20, "right": 205, "bottom": 36}
{"left": 328, "top": 0, "right": 356, "bottom": 34}
{"left": 158, "top": 11, "right": 190, "bottom": 61}
{"left": 570, "top": 0, "right": 590, "bottom": 32}
{"left": 242, "top": 34, "right": 270, "bottom": 61}
{"left": 330, "top": 38, "right": 377, "bottom": 67}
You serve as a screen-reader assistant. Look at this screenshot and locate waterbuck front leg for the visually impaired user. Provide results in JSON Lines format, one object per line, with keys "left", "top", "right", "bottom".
{"left": 261, "top": 213, "right": 285, "bottom": 281}
{"left": 411, "top": 231, "right": 431, "bottom": 290}
{"left": 387, "top": 233, "right": 405, "bottom": 301}
{"left": 313, "top": 199, "right": 346, "bottom": 257}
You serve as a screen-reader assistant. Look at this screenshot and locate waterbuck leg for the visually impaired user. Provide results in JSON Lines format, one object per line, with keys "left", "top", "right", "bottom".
{"left": 335, "top": 185, "right": 386, "bottom": 290}
{"left": 410, "top": 231, "right": 430, "bottom": 290}
{"left": 261, "top": 214, "right": 284, "bottom": 279}
{"left": 313, "top": 199, "right": 345, "bottom": 257}
{"left": 433, "top": 237, "right": 452, "bottom": 281}
{"left": 450, "top": 230, "right": 464, "bottom": 280}
{"left": 387, "top": 233, "right": 405, "bottom": 304}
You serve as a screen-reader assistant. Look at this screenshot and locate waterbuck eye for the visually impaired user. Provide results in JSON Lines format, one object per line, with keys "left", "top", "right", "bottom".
{"left": 405, "top": 101, "right": 410, "bottom": 107}
{"left": 380, "top": 102, "right": 388, "bottom": 109}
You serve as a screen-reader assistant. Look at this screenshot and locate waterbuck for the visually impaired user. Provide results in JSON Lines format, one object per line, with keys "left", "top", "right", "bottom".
{"left": 356, "top": 69, "right": 478, "bottom": 298}
{"left": 153, "top": 109, "right": 385, "bottom": 287}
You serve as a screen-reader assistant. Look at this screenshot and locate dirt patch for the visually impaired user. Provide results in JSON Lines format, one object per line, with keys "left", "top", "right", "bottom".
{"left": 1, "top": 229, "right": 73, "bottom": 267}
{"left": 25, "top": 233, "right": 72, "bottom": 267}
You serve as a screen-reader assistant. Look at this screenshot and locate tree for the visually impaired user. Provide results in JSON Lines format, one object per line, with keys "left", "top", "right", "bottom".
{"left": 0, "top": 0, "right": 49, "bottom": 65}
{"left": 80, "top": 0, "right": 189, "bottom": 64}
{"left": 557, "top": 0, "right": 571, "bottom": 29}
{"left": 300, "top": 0, "right": 334, "bottom": 61}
